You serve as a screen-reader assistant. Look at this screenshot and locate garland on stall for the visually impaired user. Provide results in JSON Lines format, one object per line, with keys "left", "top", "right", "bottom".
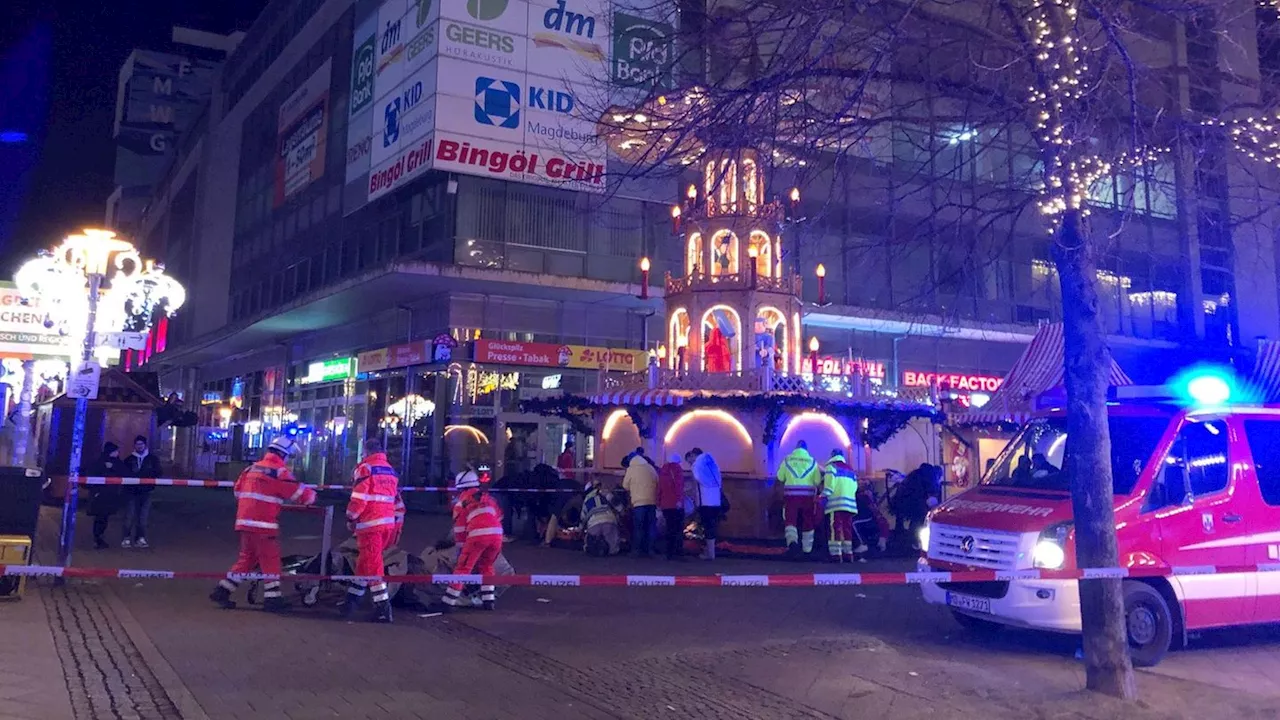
{"left": 517, "top": 396, "right": 596, "bottom": 437}
{"left": 520, "top": 394, "right": 939, "bottom": 450}
{"left": 626, "top": 408, "right": 652, "bottom": 440}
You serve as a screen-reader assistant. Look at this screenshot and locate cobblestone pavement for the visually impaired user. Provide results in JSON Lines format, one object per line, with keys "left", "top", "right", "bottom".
{"left": 23, "top": 489, "right": 1280, "bottom": 719}
{"left": 43, "top": 585, "right": 181, "bottom": 720}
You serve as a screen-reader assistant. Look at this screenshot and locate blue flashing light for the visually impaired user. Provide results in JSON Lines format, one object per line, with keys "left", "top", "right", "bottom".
{"left": 1169, "top": 364, "right": 1237, "bottom": 408}
{"left": 1187, "top": 374, "right": 1231, "bottom": 406}
{"left": 0, "top": 131, "right": 28, "bottom": 144}
{"left": 282, "top": 423, "right": 313, "bottom": 438}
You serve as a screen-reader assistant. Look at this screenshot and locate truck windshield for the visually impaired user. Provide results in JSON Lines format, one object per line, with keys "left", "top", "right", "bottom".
{"left": 984, "top": 416, "right": 1170, "bottom": 494}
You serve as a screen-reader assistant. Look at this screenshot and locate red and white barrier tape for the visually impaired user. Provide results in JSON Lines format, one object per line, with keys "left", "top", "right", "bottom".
{"left": 5, "top": 564, "right": 1277, "bottom": 586}
{"left": 68, "top": 477, "right": 581, "bottom": 492}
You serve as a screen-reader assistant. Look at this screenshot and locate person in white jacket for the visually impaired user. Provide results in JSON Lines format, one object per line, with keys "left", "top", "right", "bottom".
{"left": 686, "top": 448, "right": 723, "bottom": 560}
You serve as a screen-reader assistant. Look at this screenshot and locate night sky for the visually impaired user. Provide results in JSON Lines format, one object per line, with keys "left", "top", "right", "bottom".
{"left": 0, "top": 0, "right": 265, "bottom": 271}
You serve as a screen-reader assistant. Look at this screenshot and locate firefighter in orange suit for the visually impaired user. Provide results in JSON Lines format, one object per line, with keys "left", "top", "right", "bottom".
{"left": 440, "top": 471, "right": 504, "bottom": 611}
{"left": 340, "top": 438, "right": 405, "bottom": 623}
{"left": 210, "top": 436, "right": 316, "bottom": 612}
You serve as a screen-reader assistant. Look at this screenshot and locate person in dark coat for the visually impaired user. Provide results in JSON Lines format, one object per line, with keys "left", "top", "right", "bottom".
{"left": 891, "top": 463, "right": 941, "bottom": 539}
{"left": 88, "top": 442, "right": 124, "bottom": 549}
{"left": 121, "top": 435, "right": 162, "bottom": 548}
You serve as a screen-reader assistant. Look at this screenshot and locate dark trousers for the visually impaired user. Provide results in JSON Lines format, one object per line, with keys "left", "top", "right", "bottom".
{"left": 662, "top": 508, "right": 685, "bottom": 558}
{"left": 92, "top": 515, "right": 110, "bottom": 541}
{"left": 698, "top": 506, "right": 720, "bottom": 540}
{"left": 631, "top": 505, "right": 656, "bottom": 555}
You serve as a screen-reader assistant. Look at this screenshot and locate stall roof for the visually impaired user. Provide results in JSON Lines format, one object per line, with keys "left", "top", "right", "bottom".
{"left": 956, "top": 323, "right": 1134, "bottom": 425}
{"left": 41, "top": 367, "right": 165, "bottom": 407}
{"left": 1252, "top": 339, "right": 1280, "bottom": 402}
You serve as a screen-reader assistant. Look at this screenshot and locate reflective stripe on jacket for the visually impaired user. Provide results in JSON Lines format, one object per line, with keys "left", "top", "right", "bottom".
{"left": 452, "top": 488, "right": 503, "bottom": 544}
{"left": 822, "top": 459, "right": 859, "bottom": 515}
{"left": 583, "top": 488, "right": 617, "bottom": 529}
{"left": 347, "top": 454, "right": 402, "bottom": 533}
{"left": 777, "top": 448, "right": 819, "bottom": 496}
{"left": 233, "top": 454, "right": 316, "bottom": 534}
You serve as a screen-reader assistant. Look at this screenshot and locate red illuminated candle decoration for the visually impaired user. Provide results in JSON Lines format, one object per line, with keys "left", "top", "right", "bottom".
{"left": 639, "top": 257, "right": 651, "bottom": 300}
{"left": 156, "top": 315, "right": 169, "bottom": 353}
{"left": 670, "top": 205, "right": 681, "bottom": 234}
{"left": 747, "top": 245, "right": 759, "bottom": 285}
{"left": 686, "top": 183, "right": 697, "bottom": 210}
{"left": 815, "top": 264, "right": 827, "bottom": 305}
{"left": 809, "top": 336, "right": 820, "bottom": 377}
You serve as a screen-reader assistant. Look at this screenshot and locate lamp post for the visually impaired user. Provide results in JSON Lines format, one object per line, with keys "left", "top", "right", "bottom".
{"left": 16, "top": 229, "right": 185, "bottom": 569}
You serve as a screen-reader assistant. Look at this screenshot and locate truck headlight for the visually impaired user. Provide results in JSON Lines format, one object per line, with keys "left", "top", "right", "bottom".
{"left": 1032, "top": 540, "right": 1066, "bottom": 570}
{"left": 917, "top": 525, "right": 930, "bottom": 553}
{"left": 1033, "top": 521, "right": 1072, "bottom": 569}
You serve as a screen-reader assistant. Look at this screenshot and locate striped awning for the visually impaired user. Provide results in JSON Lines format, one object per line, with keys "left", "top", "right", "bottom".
{"left": 588, "top": 389, "right": 690, "bottom": 407}
{"left": 1252, "top": 339, "right": 1280, "bottom": 402}
{"left": 957, "top": 323, "right": 1134, "bottom": 425}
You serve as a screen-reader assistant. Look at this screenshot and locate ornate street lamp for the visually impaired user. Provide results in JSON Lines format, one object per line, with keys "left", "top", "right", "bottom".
{"left": 15, "top": 229, "right": 185, "bottom": 568}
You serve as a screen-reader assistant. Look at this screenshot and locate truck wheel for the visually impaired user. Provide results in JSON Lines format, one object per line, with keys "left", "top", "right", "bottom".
{"left": 1123, "top": 581, "right": 1173, "bottom": 667}
{"left": 951, "top": 610, "right": 1003, "bottom": 634}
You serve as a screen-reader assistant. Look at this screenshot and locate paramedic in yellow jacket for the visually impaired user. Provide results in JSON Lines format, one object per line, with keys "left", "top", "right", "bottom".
{"left": 778, "top": 440, "right": 821, "bottom": 555}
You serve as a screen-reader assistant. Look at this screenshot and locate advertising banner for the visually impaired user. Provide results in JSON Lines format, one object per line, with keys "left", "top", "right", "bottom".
{"left": 348, "top": 0, "right": 672, "bottom": 200}
{"left": 610, "top": 10, "right": 673, "bottom": 90}
{"left": 345, "top": 10, "right": 379, "bottom": 215}
{"left": 473, "top": 339, "right": 645, "bottom": 372}
{"left": 275, "top": 60, "right": 332, "bottom": 206}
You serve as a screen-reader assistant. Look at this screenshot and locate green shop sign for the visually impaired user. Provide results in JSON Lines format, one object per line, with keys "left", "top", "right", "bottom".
{"left": 299, "top": 357, "right": 354, "bottom": 384}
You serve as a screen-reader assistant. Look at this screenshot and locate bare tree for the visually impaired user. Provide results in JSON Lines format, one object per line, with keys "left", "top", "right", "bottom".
{"left": 598, "top": 0, "right": 1279, "bottom": 699}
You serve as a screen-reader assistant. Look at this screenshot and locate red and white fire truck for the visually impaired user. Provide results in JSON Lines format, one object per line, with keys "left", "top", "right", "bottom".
{"left": 919, "top": 379, "right": 1280, "bottom": 666}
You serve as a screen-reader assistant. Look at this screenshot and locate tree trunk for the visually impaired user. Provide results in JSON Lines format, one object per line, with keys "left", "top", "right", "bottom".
{"left": 1051, "top": 211, "right": 1137, "bottom": 700}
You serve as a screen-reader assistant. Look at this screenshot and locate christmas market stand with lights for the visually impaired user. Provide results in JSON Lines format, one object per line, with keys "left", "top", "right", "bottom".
{"left": 521, "top": 107, "right": 943, "bottom": 538}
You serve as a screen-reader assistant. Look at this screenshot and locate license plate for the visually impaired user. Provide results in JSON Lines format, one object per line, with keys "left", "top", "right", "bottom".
{"left": 946, "top": 592, "right": 992, "bottom": 615}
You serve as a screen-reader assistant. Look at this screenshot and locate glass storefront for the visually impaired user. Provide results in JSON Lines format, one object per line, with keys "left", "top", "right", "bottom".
{"left": 192, "top": 340, "right": 614, "bottom": 484}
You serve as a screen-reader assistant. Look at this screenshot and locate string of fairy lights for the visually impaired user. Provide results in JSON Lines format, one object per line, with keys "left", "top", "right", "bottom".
{"left": 1205, "top": 113, "right": 1280, "bottom": 167}
{"left": 1023, "top": 0, "right": 1171, "bottom": 232}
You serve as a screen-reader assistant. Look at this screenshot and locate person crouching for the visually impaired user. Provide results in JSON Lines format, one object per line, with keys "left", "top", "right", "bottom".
{"left": 341, "top": 438, "right": 405, "bottom": 623}
{"left": 441, "top": 471, "right": 504, "bottom": 611}
{"left": 209, "top": 436, "right": 315, "bottom": 611}
{"left": 581, "top": 479, "right": 621, "bottom": 556}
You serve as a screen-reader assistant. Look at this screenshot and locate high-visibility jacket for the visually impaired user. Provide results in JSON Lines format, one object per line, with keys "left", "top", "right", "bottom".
{"left": 777, "top": 447, "right": 820, "bottom": 497}
{"left": 233, "top": 453, "right": 316, "bottom": 534}
{"left": 452, "top": 488, "right": 504, "bottom": 544}
{"left": 822, "top": 458, "right": 859, "bottom": 515}
{"left": 347, "top": 452, "right": 404, "bottom": 534}
{"left": 582, "top": 486, "right": 618, "bottom": 529}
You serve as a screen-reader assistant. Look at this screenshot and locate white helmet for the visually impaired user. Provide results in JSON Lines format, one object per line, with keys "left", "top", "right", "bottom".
{"left": 268, "top": 435, "right": 297, "bottom": 457}
{"left": 453, "top": 469, "right": 480, "bottom": 490}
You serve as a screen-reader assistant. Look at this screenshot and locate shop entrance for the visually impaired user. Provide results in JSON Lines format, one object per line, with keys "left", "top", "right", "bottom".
{"left": 495, "top": 414, "right": 573, "bottom": 481}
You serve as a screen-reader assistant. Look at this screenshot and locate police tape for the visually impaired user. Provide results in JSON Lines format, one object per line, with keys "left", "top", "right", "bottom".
{"left": 4, "top": 563, "right": 1277, "bottom": 586}
{"left": 67, "top": 477, "right": 583, "bottom": 492}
